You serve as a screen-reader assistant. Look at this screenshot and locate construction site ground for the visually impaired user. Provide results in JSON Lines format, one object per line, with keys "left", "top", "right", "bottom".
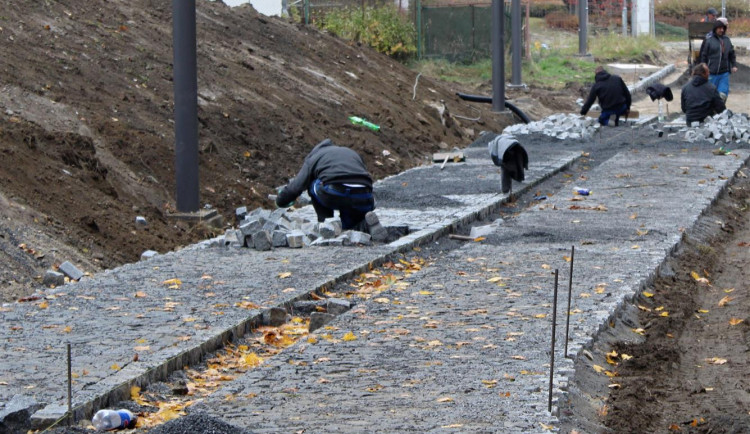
{"left": 3, "top": 122, "right": 750, "bottom": 432}
{"left": 2, "top": 1, "right": 750, "bottom": 432}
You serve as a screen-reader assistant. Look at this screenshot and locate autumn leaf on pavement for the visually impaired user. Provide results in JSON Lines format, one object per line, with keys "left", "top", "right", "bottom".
{"left": 706, "top": 357, "right": 728, "bottom": 365}
{"left": 437, "top": 397, "right": 454, "bottom": 403}
{"left": 729, "top": 318, "right": 744, "bottom": 326}
{"left": 277, "top": 272, "right": 292, "bottom": 279}
{"left": 343, "top": 332, "right": 357, "bottom": 341}
{"left": 718, "top": 296, "right": 733, "bottom": 307}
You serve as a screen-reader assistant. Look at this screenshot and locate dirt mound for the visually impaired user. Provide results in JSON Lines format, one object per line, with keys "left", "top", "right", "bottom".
{"left": 0, "top": 1, "right": 518, "bottom": 301}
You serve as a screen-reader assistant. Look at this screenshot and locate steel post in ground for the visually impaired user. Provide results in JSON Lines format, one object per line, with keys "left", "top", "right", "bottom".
{"left": 67, "top": 343, "right": 72, "bottom": 425}
{"left": 548, "top": 269, "right": 559, "bottom": 413}
{"left": 172, "top": 0, "right": 200, "bottom": 213}
{"left": 564, "top": 246, "right": 575, "bottom": 358}
{"left": 491, "top": 0, "right": 505, "bottom": 113}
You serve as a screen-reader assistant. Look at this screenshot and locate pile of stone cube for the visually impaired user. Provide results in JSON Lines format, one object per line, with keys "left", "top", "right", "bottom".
{"left": 211, "top": 206, "right": 385, "bottom": 251}
{"left": 503, "top": 113, "right": 600, "bottom": 140}
{"left": 682, "top": 111, "right": 750, "bottom": 145}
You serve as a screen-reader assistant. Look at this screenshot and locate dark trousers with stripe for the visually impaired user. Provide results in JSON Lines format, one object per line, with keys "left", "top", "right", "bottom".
{"left": 308, "top": 179, "right": 375, "bottom": 230}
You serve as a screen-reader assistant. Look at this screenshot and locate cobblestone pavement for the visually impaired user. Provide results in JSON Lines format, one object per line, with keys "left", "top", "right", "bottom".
{"left": 0, "top": 139, "right": 578, "bottom": 429}
{"left": 2, "top": 129, "right": 748, "bottom": 432}
{"left": 202, "top": 142, "right": 749, "bottom": 433}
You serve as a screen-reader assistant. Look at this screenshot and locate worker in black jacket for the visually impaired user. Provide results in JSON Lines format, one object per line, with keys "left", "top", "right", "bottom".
{"left": 699, "top": 18, "right": 737, "bottom": 101}
{"left": 275, "top": 139, "right": 375, "bottom": 230}
{"left": 681, "top": 63, "right": 726, "bottom": 125}
{"left": 580, "top": 66, "right": 632, "bottom": 126}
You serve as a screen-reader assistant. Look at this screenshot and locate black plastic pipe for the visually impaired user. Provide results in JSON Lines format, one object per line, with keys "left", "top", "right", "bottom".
{"left": 455, "top": 92, "right": 531, "bottom": 124}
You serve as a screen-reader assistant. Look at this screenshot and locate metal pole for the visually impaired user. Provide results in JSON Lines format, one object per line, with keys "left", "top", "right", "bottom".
{"left": 564, "top": 246, "right": 574, "bottom": 358}
{"left": 622, "top": 0, "right": 627, "bottom": 37}
{"left": 548, "top": 269, "right": 559, "bottom": 413}
{"left": 172, "top": 0, "right": 200, "bottom": 213}
{"left": 525, "top": 1, "right": 531, "bottom": 60}
{"left": 578, "top": 0, "right": 587, "bottom": 55}
{"left": 510, "top": 0, "right": 522, "bottom": 85}
{"left": 631, "top": 0, "right": 637, "bottom": 37}
{"left": 67, "top": 343, "right": 72, "bottom": 425}
{"left": 491, "top": 0, "right": 505, "bottom": 112}
{"left": 304, "top": 0, "right": 310, "bottom": 25}
{"left": 721, "top": 0, "right": 726, "bottom": 18}
{"left": 416, "top": 0, "right": 422, "bottom": 59}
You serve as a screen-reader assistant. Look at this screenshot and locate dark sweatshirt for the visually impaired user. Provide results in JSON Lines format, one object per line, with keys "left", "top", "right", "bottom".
{"left": 681, "top": 75, "right": 726, "bottom": 124}
{"left": 580, "top": 70, "right": 632, "bottom": 115}
{"left": 699, "top": 22, "right": 736, "bottom": 75}
{"left": 276, "top": 139, "right": 372, "bottom": 207}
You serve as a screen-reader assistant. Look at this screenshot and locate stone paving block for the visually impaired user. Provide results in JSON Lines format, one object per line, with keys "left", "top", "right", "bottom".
{"left": 271, "top": 230, "right": 289, "bottom": 247}
{"left": 317, "top": 221, "right": 336, "bottom": 239}
{"left": 30, "top": 404, "right": 67, "bottom": 431}
{"left": 140, "top": 250, "right": 158, "bottom": 261}
{"left": 0, "top": 394, "right": 41, "bottom": 431}
{"left": 239, "top": 218, "right": 263, "bottom": 237}
{"left": 286, "top": 231, "right": 305, "bottom": 248}
{"left": 262, "top": 307, "right": 288, "bottom": 327}
{"left": 469, "top": 223, "right": 499, "bottom": 239}
{"left": 252, "top": 231, "right": 272, "bottom": 251}
{"left": 42, "top": 270, "right": 65, "bottom": 287}
{"left": 308, "top": 312, "right": 335, "bottom": 332}
{"left": 311, "top": 237, "right": 344, "bottom": 247}
{"left": 235, "top": 206, "right": 248, "bottom": 223}
{"left": 58, "top": 261, "right": 84, "bottom": 281}
{"left": 323, "top": 218, "right": 342, "bottom": 236}
{"left": 326, "top": 298, "right": 351, "bottom": 315}
{"left": 346, "top": 231, "right": 371, "bottom": 246}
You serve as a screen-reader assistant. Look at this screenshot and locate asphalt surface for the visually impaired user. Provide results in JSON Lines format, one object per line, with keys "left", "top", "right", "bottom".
{"left": 1, "top": 124, "right": 749, "bottom": 433}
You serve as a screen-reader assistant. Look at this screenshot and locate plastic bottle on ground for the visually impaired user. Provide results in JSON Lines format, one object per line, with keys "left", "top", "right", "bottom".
{"left": 91, "top": 409, "right": 137, "bottom": 431}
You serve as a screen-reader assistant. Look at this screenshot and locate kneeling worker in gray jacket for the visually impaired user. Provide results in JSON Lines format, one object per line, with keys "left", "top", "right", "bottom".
{"left": 275, "top": 139, "right": 378, "bottom": 233}
{"left": 681, "top": 63, "right": 726, "bottom": 125}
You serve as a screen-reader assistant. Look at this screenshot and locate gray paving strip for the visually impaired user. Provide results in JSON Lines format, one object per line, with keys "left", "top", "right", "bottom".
{"left": 0, "top": 145, "right": 579, "bottom": 427}
{"left": 202, "top": 148, "right": 749, "bottom": 433}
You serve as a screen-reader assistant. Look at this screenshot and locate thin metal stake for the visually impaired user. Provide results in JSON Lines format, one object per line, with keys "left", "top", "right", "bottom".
{"left": 67, "top": 343, "right": 72, "bottom": 425}
{"left": 548, "top": 269, "right": 559, "bottom": 413}
{"left": 564, "top": 245, "right": 575, "bottom": 358}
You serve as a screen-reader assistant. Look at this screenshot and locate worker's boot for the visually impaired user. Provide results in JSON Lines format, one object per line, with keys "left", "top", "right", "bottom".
{"left": 365, "top": 211, "right": 388, "bottom": 242}
{"left": 720, "top": 92, "right": 727, "bottom": 102}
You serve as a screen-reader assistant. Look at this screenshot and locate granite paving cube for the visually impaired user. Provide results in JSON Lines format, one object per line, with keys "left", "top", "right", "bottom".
{"left": 58, "top": 261, "right": 84, "bottom": 281}
{"left": 252, "top": 231, "right": 272, "bottom": 251}
{"left": 42, "top": 270, "right": 65, "bottom": 287}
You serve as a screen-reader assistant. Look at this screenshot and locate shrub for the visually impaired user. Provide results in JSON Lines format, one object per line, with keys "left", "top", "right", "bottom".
{"left": 545, "top": 11, "right": 578, "bottom": 31}
{"left": 319, "top": 5, "right": 417, "bottom": 58}
{"left": 529, "top": 2, "right": 568, "bottom": 18}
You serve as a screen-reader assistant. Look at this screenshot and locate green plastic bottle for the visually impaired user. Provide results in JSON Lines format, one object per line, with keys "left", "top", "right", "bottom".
{"left": 348, "top": 116, "right": 380, "bottom": 132}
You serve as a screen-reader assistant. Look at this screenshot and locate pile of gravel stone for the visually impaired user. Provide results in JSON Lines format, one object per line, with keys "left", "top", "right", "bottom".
{"left": 503, "top": 113, "right": 601, "bottom": 140}
{"left": 680, "top": 110, "right": 750, "bottom": 145}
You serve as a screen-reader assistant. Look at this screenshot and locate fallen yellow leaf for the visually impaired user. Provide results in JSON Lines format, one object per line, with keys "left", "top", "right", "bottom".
{"left": 718, "top": 296, "right": 733, "bottom": 307}
{"left": 162, "top": 278, "right": 181, "bottom": 286}
{"left": 277, "top": 272, "right": 292, "bottom": 279}
{"left": 134, "top": 291, "right": 147, "bottom": 298}
{"left": 437, "top": 397, "right": 454, "bottom": 403}
{"left": 729, "top": 318, "right": 744, "bottom": 326}
{"left": 343, "top": 332, "right": 357, "bottom": 341}
{"left": 642, "top": 291, "right": 654, "bottom": 298}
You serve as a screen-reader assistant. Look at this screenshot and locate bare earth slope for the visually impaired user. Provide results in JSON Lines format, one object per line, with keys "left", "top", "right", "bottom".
{"left": 0, "top": 0, "right": 513, "bottom": 301}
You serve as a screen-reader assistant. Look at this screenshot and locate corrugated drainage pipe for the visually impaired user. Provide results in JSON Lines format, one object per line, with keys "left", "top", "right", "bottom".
{"left": 456, "top": 92, "right": 531, "bottom": 124}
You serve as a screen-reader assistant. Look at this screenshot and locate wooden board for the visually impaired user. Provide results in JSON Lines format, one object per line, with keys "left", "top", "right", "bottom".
{"left": 432, "top": 152, "right": 465, "bottom": 163}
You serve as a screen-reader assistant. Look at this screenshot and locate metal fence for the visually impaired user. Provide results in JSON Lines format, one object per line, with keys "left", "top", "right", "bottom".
{"left": 294, "top": 0, "right": 517, "bottom": 62}
{"left": 419, "top": 3, "right": 514, "bottom": 62}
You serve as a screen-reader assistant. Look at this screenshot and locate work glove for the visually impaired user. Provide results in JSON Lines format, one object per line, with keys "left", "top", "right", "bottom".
{"left": 274, "top": 187, "right": 294, "bottom": 209}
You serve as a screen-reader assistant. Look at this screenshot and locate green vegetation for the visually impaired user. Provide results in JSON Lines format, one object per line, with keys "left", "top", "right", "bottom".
{"left": 317, "top": 5, "right": 416, "bottom": 58}
{"left": 588, "top": 33, "right": 663, "bottom": 62}
{"left": 411, "top": 29, "right": 663, "bottom": 90}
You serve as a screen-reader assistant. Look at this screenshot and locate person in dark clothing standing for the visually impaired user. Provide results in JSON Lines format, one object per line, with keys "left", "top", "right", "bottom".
{"left": 275, "top": 139, "right": 376, "bottom": 231}
{"left": 681, "top": 63, "right": 726, "bottom": 125}
{"left": 580, "top": 66, "right": 632, "bottom": 126}
{"left": 699, "top": 18, "right": 737, "bottom": 101}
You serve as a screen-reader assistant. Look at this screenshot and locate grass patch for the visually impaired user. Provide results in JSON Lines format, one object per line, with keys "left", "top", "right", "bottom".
{"left": 589, "top": 33, "right": 663, "bottom": 62}
{"left": 525, "top": 54, "right": 597, "bottom": 89}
